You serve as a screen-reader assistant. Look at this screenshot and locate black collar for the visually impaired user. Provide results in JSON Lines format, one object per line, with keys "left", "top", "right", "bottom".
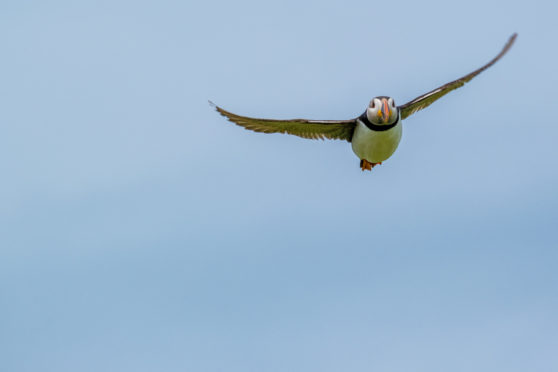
{"left": 358, "top": 110, "right": 400, "bottom": 131}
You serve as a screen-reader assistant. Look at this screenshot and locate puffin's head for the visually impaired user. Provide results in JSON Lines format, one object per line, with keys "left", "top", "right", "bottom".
{"left": 366, "top": 96, "right": 398, "bottom": 125}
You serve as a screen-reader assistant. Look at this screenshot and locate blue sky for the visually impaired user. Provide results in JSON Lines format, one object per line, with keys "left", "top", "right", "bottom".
{"left": 1, "top": 1, "right": 557, "bottom": 371}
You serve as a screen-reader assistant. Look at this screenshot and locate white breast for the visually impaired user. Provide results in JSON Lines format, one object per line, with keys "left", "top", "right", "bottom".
{"left": 351, "top": 119, "right": 402, "bottom": 163}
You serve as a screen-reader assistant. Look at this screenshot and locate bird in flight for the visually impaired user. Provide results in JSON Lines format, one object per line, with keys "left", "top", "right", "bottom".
{"left": 211, "top": 34, "right": 517, "bottom": 171}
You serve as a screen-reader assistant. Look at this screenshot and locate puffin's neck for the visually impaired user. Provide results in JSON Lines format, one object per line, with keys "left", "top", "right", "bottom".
{"left": 359, "top": 110, "right": 400, "bottom": 131}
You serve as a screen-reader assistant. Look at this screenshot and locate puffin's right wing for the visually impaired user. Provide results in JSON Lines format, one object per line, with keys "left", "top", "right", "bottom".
{"left": 398, "top": 33, "right": 517, "bottom": 121}
{"left": 211, "top": 102, "right": 359, "bottom": 142}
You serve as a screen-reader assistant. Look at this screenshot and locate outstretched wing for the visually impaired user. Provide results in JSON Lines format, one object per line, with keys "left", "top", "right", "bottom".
{"left": 398, "top": 33, "right": 517, "bottom": 120}
{"left": 211, "top": 102, "right": 358, "bottom": 142}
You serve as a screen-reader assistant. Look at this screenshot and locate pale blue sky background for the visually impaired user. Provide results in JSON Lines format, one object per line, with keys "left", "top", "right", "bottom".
{"left": 1, "top": 1, "right": 557, "bottom": 371}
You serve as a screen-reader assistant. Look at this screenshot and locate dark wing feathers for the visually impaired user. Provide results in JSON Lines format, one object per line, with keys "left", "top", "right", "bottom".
{"left": 212, "top": 34, "right": 517, "bottom": 134}
{"left": 211, "top": 102, "right": 358, "bottom": 142}
{"left": 398, "top": 33, "right": 517, "bottom": 120}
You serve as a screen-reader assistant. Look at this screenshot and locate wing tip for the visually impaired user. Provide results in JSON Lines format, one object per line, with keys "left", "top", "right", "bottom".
{"left": 209, "top": 100, "right": 229, "bottom": 119}
{"left": 501, "top": 33, "right": 518, "bottom": 56}
{"left": 507, "top": 32, "right": 518, "bottom": 47}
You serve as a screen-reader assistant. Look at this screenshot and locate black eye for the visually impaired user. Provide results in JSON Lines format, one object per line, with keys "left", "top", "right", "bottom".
{"left": 391, "top": 99, "right": 396, "bottom": 107}
{"left": 370, "top": 101, "right": 375, "bottom": 108}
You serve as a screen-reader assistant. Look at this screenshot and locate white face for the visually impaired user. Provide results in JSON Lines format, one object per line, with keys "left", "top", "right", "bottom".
{"left": 366, "top": 97, "right": 397, "bottom": 125}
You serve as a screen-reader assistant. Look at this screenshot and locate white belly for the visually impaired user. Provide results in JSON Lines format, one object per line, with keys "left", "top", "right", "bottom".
{"left": 351, "top": 119, "right": 402, "bottom": 163}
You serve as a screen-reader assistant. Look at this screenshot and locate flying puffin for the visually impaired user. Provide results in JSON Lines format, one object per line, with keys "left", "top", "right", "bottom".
{"left": 211, "top": 34, "right": 517, "bottom": 171}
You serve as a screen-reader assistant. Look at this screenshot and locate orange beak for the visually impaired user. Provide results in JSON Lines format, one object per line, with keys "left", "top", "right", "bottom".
{"left": 380, "top": 98, "right": 390, "bottom": 123}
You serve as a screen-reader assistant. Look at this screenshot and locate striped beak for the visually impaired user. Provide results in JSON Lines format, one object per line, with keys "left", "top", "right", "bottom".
{"left": 380, "top": 98, "right": 391, "bottom": 123}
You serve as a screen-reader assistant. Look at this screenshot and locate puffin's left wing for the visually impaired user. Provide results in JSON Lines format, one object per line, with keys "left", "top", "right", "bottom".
{"left": 211, "top": 102, "right": 358, "bottom": 142}
{"left": 398, "top": 33, "right": 517, "bottom": 121}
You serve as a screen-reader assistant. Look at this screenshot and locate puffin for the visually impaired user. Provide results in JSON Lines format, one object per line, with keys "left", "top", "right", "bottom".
{"left": 211, "top": 34, "right": 517, "bottom": 171}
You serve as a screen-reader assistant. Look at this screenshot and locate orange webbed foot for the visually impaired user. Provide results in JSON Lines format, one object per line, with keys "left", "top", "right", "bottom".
{"left": 360, "top": 159, "right": 382, "bottom": 171}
